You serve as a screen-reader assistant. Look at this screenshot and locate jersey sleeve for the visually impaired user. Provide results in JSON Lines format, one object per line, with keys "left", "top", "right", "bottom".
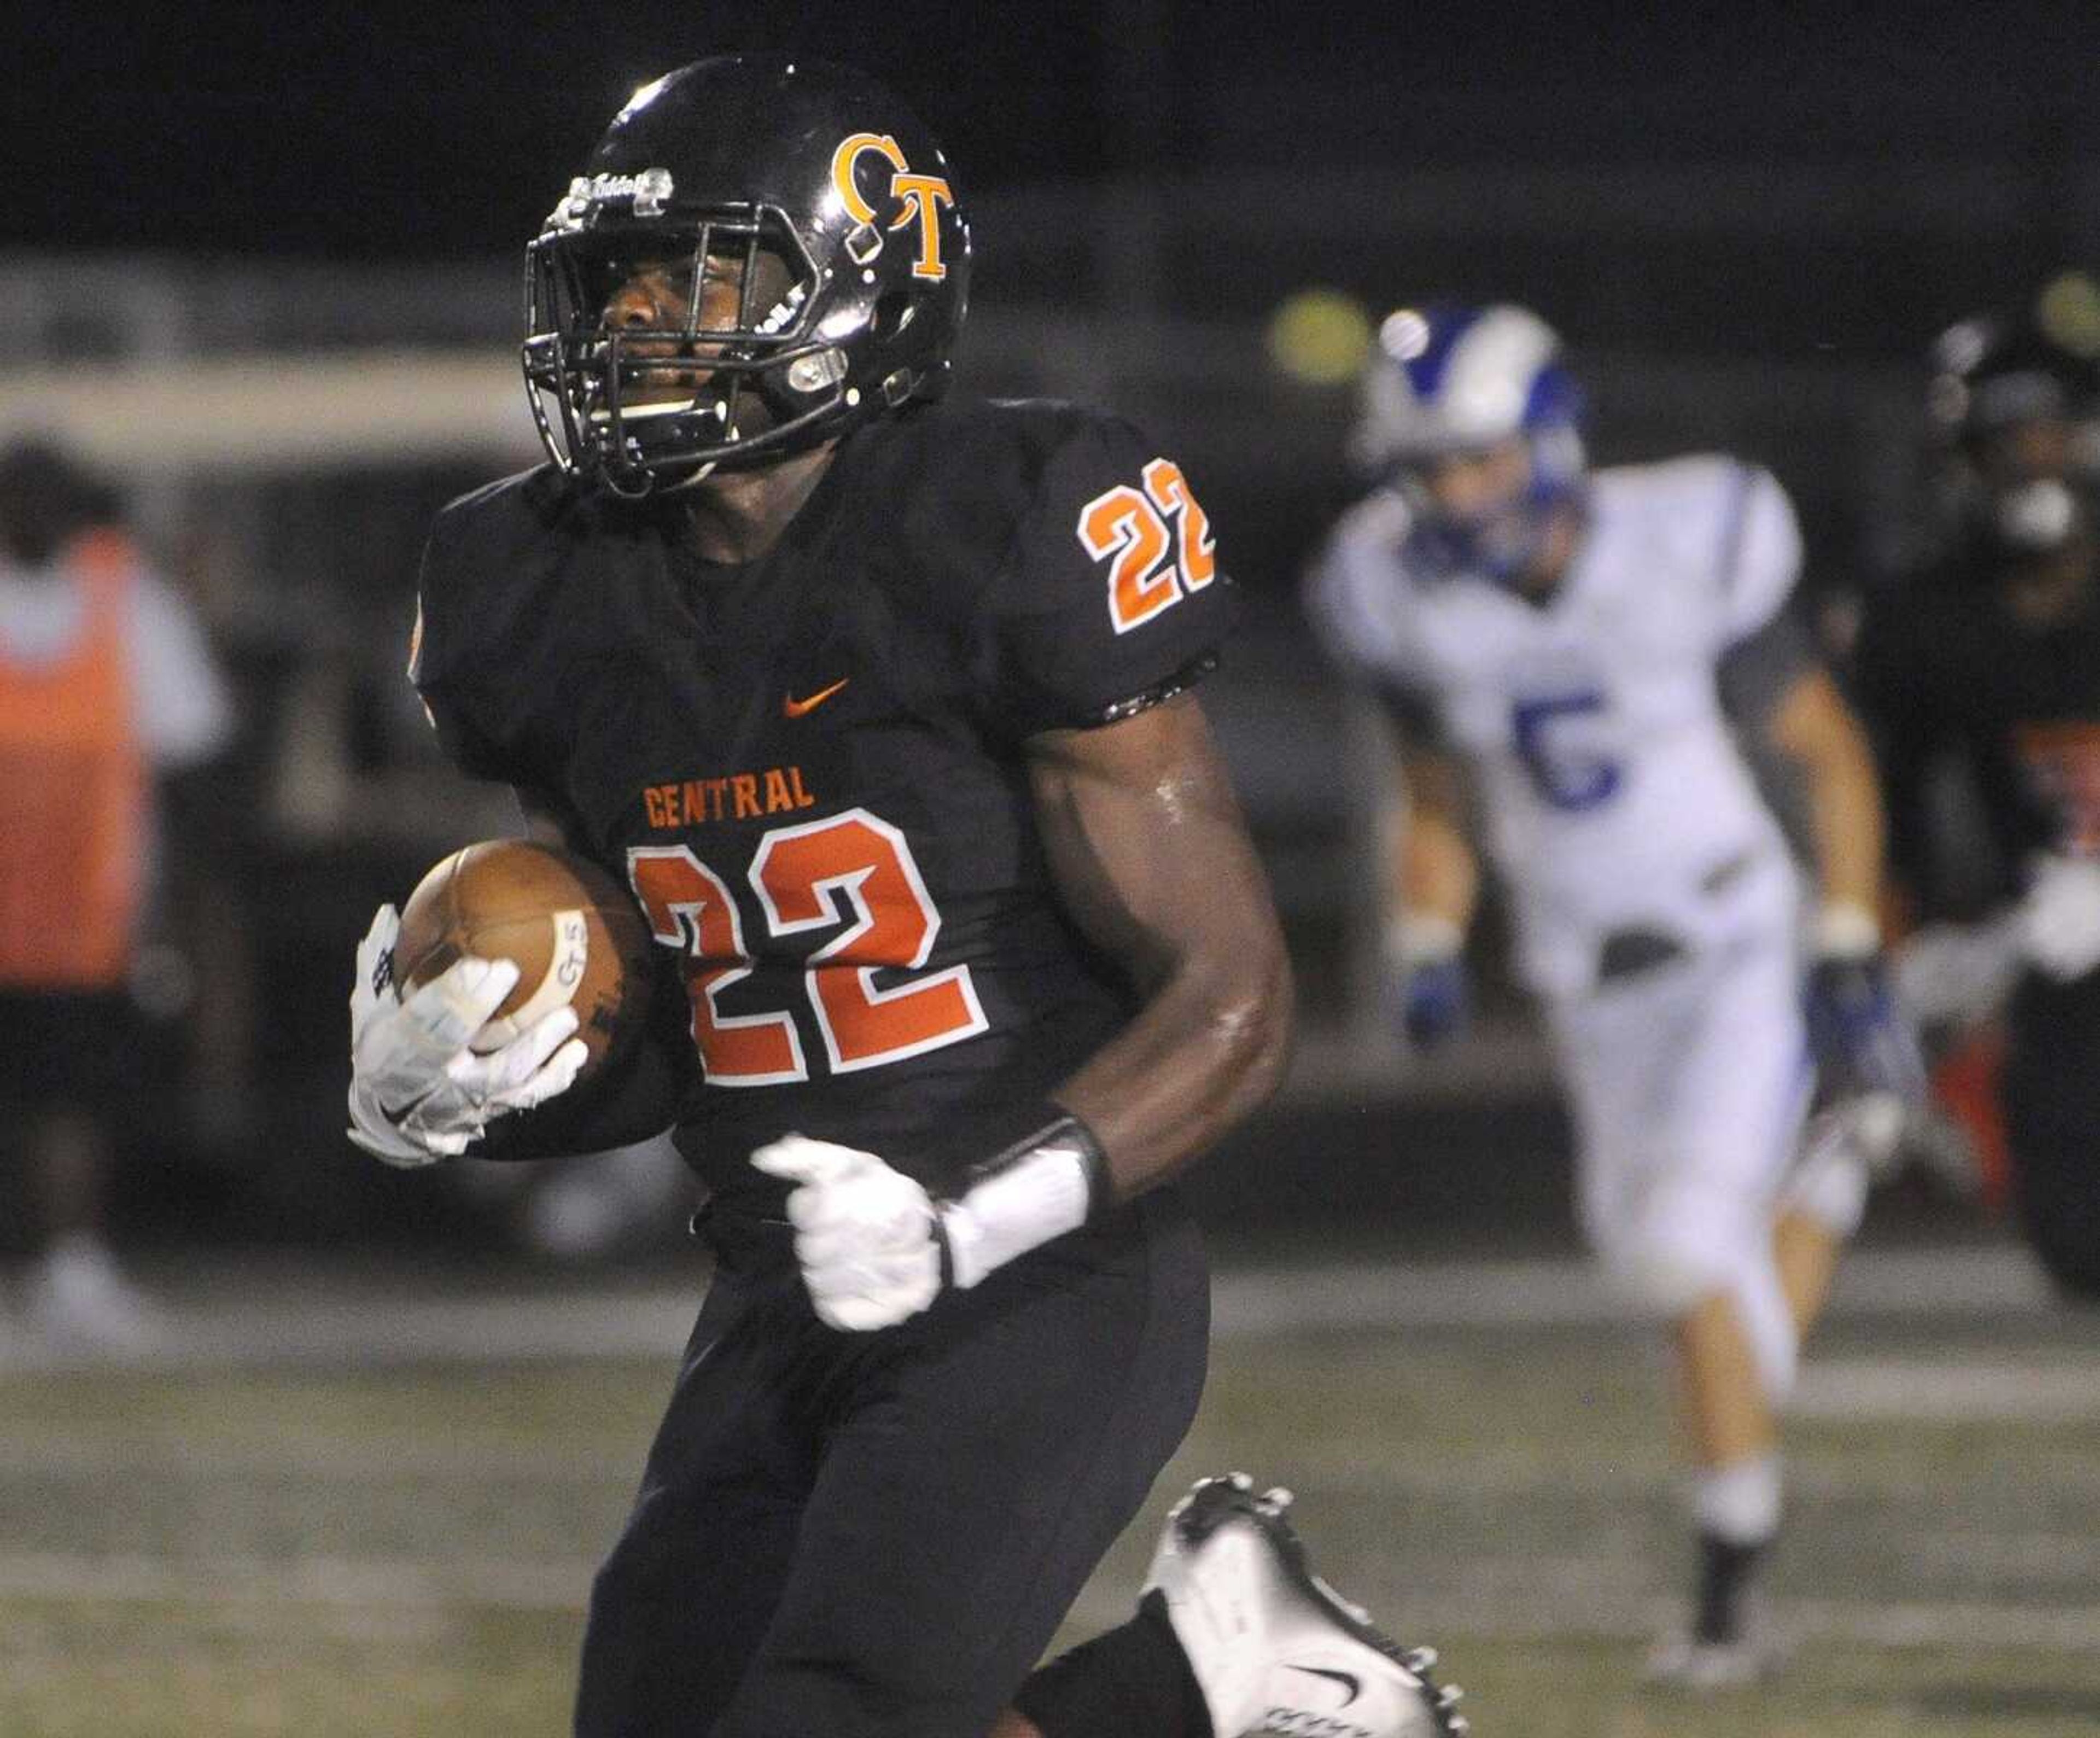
{"left": 1714, "top": 606, "right": 1815, "bottom": 726}
{"left": 977, "top": 416, "right": 1236, "bottom": 734}
{"left": 1713, "top": 463, "right": 1803, "bottom": 645}
{"left": 407, "top": 508, "right": 529, "bottom": 784}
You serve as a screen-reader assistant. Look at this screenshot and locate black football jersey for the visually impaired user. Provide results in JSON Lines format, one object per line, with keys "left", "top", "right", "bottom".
{"left": 411, "top": 397, "right": 1234, "bottom": 1210}
{"left": 1855, "top": 567, "right": 2100, "bottom": 909}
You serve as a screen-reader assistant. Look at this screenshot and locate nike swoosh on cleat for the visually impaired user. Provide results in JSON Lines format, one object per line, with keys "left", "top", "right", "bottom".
{"left": 1286, "top": 1665, "right": 1362, "bottom": 1706}
{"left": 783, "top": 677, "right": 850, "bottom": 718}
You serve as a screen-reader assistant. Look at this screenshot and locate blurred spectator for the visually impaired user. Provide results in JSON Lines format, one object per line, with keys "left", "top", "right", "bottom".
{"left": 1854, "top": 278, "right": 2100, "bottom": 1299}
{"left": 0, "top": 439, "right": 235, "bottom": 1349}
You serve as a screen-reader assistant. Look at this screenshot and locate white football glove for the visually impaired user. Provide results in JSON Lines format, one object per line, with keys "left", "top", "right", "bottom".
{"left": 2019, "top": 854, "right": 2100, "bottom": 982}
{"left": 751, "top": 1134, "right": 942, "bottom": 1331}
{"left": 1893, "top": 914, "right": 2024, "bottom": 1029}
{"left": 347, "top": 903, "right": 589, "bottom": 1168}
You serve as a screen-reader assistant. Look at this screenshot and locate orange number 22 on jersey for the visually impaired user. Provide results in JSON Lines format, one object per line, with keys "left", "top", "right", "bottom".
{"left": 628, "top": 808, "right": 988, "bottom": 1086}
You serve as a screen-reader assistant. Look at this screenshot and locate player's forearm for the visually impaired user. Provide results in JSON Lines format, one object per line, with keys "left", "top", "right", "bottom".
{"left": 1805, "top": 743, "right": 1886, "bottom": 923}
{"left": 1051, "top": 938, "right": 1295, "bottom": 1206}
{"left": 1768, "top": 672, "right": 1886, "bottom": 928}
{"left": 1391, "top": 743, "right": 1477, "bottom": 936}
{"left": 1784, "top": 699, "right": 1887, "bottom": 928}
{"left": 1394, "top": 805, "right": 1478, "bottom": 936}
{"left": 1015, "top": 694, "right": 1292, "bottom": 1210}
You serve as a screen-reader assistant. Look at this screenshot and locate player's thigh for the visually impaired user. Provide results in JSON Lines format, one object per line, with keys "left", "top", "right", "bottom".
{"left": 718, "top": 1193, "right": 1210, "bottom": 1738}
{"left": 1549, "top": 967, "right": 1704, "bottom": 1237}
{"left": 1664, "top": 936, "right": 1809, "bottom": 1205}
{"left": 573, "top": 1268, "right": 815, "bottom": 1738}
{"left": 1555, "top": 939, "right": 1804, "bottom": 1243}
{"left": 2004, "top": 978, "right": 2100, "bottom": 1297}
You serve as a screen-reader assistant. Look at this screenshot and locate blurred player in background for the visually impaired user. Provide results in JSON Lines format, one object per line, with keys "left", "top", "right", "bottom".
{"left": 1305, "top": 304, "right": 1920, "bottom": 1687}
{"left": 1853, "top": 281, "right": 2100, "bottom": 1300}
{"left": 0, "top": 439, "right": 234, "bottom": 1349}
{"left": 344, "top": 56, "right": 1460, "bottom": 1738}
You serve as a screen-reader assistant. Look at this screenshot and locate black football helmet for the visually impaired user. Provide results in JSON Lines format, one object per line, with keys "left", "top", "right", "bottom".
{"left": 523, "top": 56, "right": 971, "bottom": 495}
{"left": 1923, "top": 278, "right": 2100, "bottom": 566}
{"left": 1928, "top": 296, "right": 2100, "bottom": 453}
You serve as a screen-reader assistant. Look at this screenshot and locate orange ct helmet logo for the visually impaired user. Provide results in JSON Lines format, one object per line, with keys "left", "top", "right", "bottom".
{"left": 830, "top": 133, "right": 955, "bottom": 282}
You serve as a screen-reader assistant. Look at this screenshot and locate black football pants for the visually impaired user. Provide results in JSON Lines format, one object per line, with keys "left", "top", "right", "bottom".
{"left": 573, "top": 1191, "right": 1209, "bottom": 1738}
{"left": 2004, "top": 971, "right": 2100, "bottom": 1299}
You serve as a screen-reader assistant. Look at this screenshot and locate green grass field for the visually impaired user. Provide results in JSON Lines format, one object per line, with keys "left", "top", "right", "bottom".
{"left": 1, "top": 1246, "right": 2095, "bottom": 1736}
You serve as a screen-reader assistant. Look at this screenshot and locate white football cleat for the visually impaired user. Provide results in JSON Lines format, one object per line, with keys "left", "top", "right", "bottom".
{"left": 1642, "top": 1620, "right": 1783, "bottom": 1692}
{"left": 24, "top": 1234, "right": 164, "bottom": 1356}
{"left": 1144, "top": 1473, "right": 1465, "bottom": 1738}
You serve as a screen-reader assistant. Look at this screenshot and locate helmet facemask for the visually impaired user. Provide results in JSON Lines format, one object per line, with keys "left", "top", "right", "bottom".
{"left": 1386, "top": 427, "right": 1582, "bottom": 588}
{"left": 524, "top": 206, "right": 851, "bottom": 495}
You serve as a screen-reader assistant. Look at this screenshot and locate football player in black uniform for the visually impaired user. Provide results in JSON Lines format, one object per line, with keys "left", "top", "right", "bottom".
{"left": 344, "top": 56, "right": 1462, "bottom": 1738}
{"left": 1854, "top": 288, "right": 2100, "bottom": 1299}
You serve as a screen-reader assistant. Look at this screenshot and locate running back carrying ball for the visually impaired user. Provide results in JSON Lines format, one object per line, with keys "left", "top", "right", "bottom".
{"left": 394, "top": 839, "right": 652, "bottom": 1084}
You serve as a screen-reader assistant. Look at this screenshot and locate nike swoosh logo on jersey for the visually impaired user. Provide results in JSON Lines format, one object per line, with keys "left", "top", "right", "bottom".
{"left": 783, "top": 677, "right": 850, "bottom": 718}
{"left": 1285, "top": 1665, "right": 1363, "bottom": 1706}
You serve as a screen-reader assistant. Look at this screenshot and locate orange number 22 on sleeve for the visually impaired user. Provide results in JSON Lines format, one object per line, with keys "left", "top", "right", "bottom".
{"left": 1076, "top": 457, "right": 1216, "bottom": 635}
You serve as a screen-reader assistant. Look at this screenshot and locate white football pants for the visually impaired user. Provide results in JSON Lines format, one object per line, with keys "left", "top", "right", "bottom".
{"left": 1547, "top": 924, "right": 1812, "bottom": 1399}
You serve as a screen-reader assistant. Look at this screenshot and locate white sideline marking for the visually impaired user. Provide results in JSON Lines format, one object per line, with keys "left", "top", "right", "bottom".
{"left": 0, "top": 1552, "right": 596, "bottom": 1611}
{"left": 1794, "top": 1358, "right": 2100, "bottom": 1422}
{"left": 0, "top": 1437, "right": 634, "bottom": 1481}
{"left": 1060, "top": 1579, "right": 2100, "bottom": 1652}
{"left": 0, "top": 1245, "right": 2054, "bottom": 1373}
{"left": 1208, "top": 1245, "right": 2055, "bottom": 1337}
{"left": 5, "top": 1551, "right": 2098, "bottom": 1655}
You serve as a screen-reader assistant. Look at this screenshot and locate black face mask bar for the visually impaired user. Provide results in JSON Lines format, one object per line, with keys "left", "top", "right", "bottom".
{"left": 523, "top": 207, "right": 833, "bottom": 494}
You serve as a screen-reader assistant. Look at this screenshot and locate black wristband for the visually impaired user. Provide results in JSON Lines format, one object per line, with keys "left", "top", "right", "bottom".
{"left": 959, "top": 1106, "right": 1112, "bottom": 1220}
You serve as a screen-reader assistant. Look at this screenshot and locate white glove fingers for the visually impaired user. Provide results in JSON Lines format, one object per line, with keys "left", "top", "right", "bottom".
{"left": 445, "top": 1004, "right": 580, "bottom": 1095}
{"left": 783, "top": 1186, "right": 842, "bottom": 1232}
{"left": 510, "top": 1004, "right": 582, "bottom": 1073}
{"left": 752, "top": 1136, "right": 943, "bottom": 1331}
{"left": 751, "top": 1134, "right": 866, "bottom": 1186}
{"left": 794, "top": 1222, "right": 859, "bottom": 1266}
{"left": 356, "top": 902, "right": 401, "bottom": 961}
{"left": 399, "top": 956, "right": 523, "bottom": 1055}
{"left": 500, "top": 1036, "right": 590, "bottom": 1114}
{"left": 352, "top": 905, "right": 401, "bottom": 999}
{"left": 349, "top": 904, "right": 405, "bottom": 1043}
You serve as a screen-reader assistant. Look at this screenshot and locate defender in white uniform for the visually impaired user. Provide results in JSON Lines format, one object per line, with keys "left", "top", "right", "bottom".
{"left": 1305, "top": 305, "right": 1920, "bottom": 1686}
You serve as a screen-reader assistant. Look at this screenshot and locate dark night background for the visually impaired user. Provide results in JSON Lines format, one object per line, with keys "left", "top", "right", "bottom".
{"left": 15, "top": 4, "right": 2100, "bottom": 307}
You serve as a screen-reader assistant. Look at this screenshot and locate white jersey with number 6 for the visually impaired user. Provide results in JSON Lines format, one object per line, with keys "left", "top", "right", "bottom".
{"left": 1308, "top": 454, "right": 1804, "bottom": 998}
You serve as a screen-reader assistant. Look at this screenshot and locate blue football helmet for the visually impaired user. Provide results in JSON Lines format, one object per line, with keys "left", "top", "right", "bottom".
{"left": 1349, "top": 302, "right": 1585, "bottom": 584}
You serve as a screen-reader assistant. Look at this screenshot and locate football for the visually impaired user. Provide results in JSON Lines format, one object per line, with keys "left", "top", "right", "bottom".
{"left": 393, "top": 838, "right": 656, "bottom": 1085}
